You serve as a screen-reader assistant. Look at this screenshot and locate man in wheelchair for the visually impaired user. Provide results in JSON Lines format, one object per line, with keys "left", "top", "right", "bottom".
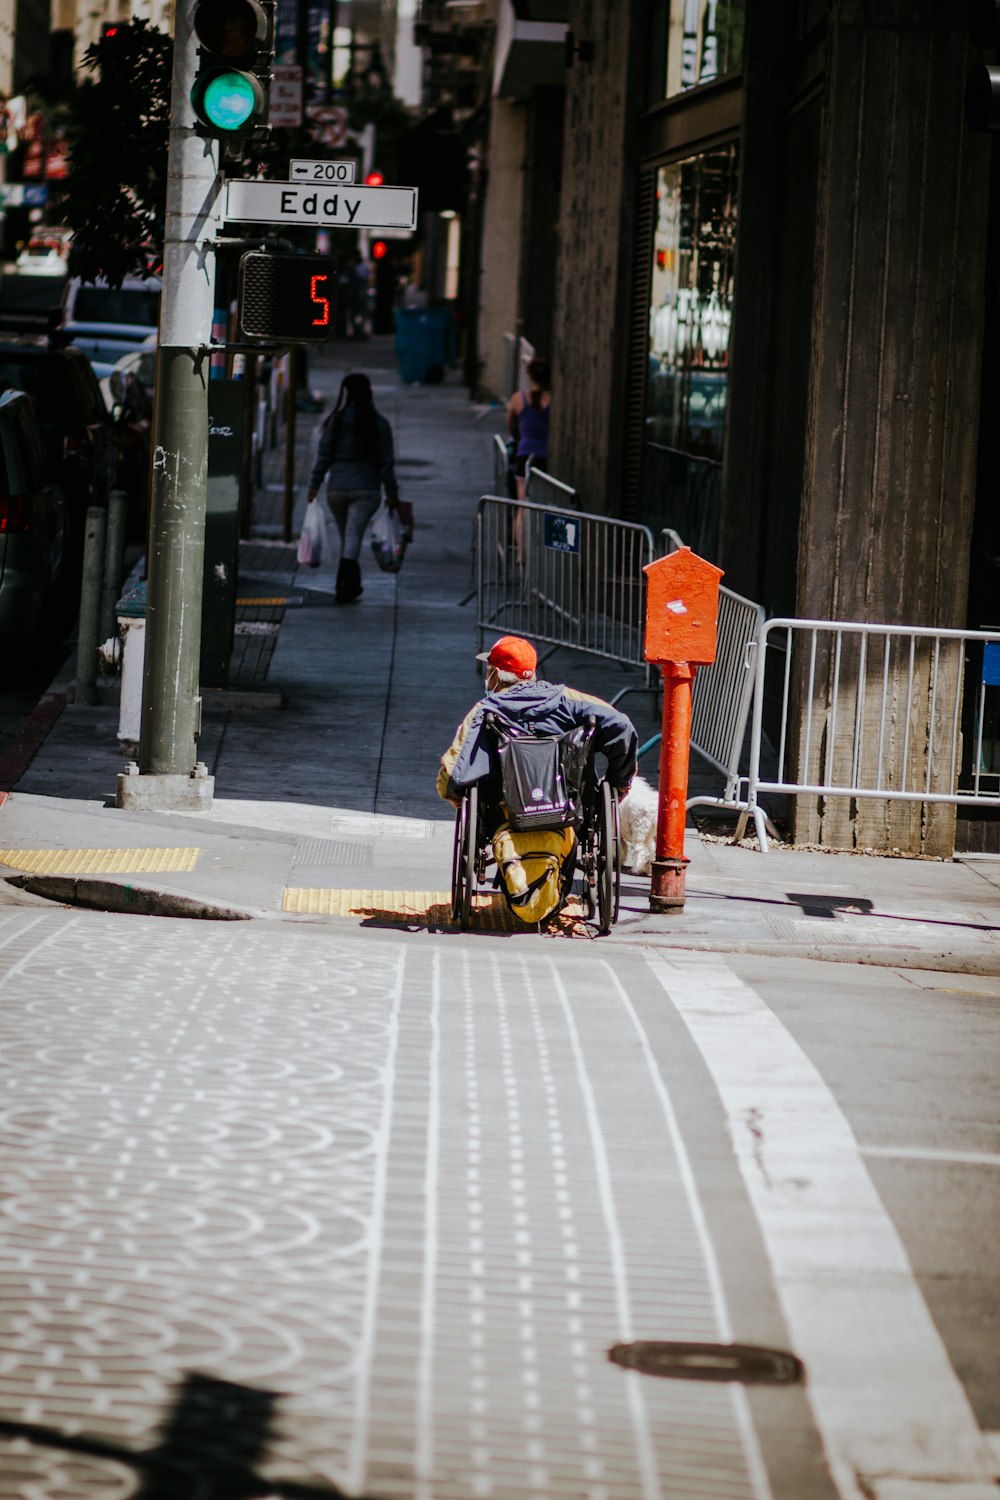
{"left": 437, "top": 635, "right": 638, "bottom": 929}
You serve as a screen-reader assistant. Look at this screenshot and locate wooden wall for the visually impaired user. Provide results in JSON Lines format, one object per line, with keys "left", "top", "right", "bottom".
{"left": 792, "top": 0, "right": 992, "bottom": 853}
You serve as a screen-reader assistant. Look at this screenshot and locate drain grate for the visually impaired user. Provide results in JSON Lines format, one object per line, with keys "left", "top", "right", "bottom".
{"left": 608, "top": 1341, "right": 804, "bottom": 1385}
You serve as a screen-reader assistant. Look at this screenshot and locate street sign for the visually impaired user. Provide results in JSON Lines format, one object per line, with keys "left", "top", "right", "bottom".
{"left": 224, "top": 179, "right": 418, "bottom": 231}
{"left": 270, "top": 64, "right": 302, "bottom": 128}
{"left": 307, "top": 104, "right": 347, "bottom": 147}
{"left": 237, "top": 251, "right": 336, "bottom": 342}
{"left": 544, "top": 513, "right": 581, "bottom": 554}
{"left": 289, "top": 157, "right": 356, "bottom": 184}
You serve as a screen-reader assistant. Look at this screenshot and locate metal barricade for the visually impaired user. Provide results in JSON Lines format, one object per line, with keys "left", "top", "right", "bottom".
{"left": 526, "top": 465, "right": 578, "bottom": 509}
{"left": 647, "top": 529, "right": 767, "bottom": 827}
{"left": 685, "top": 585, "right": 766, "bottom": 814}
{"left": 476, "top": 495, "right": 656, "bottom": 685}
{"left": 739, "top": 619, "right": 1000, "bottom": 851}
{"left": 492, "top": 433, "right": 509, "bottom": 496}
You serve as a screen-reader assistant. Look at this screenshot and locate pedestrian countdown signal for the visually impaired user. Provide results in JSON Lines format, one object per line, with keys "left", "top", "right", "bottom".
{"left": 237, "top": 252, "right": 336, "bottom": 342}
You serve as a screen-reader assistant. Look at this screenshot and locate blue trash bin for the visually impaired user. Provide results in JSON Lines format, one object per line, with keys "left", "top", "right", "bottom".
{"left": 395, "top": 308, "right": 456, "bottom": 384}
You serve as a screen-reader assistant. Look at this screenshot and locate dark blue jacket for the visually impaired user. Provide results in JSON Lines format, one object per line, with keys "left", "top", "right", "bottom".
{"left": 437, "top": 679, "right": 637, "bottom": 804}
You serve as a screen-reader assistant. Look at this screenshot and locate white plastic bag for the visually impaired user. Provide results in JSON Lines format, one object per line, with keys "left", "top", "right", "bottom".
{"left": 297, "top": 500, "right": 328, "bottom": 568}
{"left": 370, "top": 501, "right": 405, "bottom": 574}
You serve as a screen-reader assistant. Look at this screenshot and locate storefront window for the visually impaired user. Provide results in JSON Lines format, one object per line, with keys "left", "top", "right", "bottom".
{"left": 642, "top": 142, "right": 738, "bottom": 551}
{"left": 664, "top": 0, "right": 746, "bottom": 97}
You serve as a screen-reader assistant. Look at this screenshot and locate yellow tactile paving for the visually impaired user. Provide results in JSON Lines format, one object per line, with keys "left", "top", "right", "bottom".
{"left": 282, "top": 887, "right": 516, "bottom": 929}
{"left": 0, "top": 847, "right": 201, "bottom": 875}
{"left": 236, "top": 597, "right": 289, "bottom": 606}
{"left": 282, "top": 888, "right": 591, "bottom": 935}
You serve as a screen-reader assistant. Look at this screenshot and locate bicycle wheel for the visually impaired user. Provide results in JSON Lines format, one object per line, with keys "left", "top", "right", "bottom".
{"left": 596, "top": 779, "right": 621, "bottom": 935}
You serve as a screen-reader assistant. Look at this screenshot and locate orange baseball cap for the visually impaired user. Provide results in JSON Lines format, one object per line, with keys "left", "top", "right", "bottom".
{"left": 475, "top": 635, "right": 537, "bottom": 679}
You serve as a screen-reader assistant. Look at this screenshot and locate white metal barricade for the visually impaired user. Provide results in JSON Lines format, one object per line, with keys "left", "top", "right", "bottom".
{"left": 526, "top": 465, "right": 578, "bottom": 509}
{"left": 476, "top": 495, "right": 656, "bottom": 683}
{"left": 739, "top": 619, "right": 1000, "bottom": 851}
{"left": 685, "top": 585, "right": 766, "bottom": 814}
{"left": 492, "top": 433, "right": 509, "bottom": 495}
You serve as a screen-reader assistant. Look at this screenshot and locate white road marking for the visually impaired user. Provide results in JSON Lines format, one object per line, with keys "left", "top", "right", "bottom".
{"left": 600, "top": 960, "right": 774, "bottom": 1500}
{"left": 550, "top": 962, "right": 662, "bottom": 1500}
{"left": 0, "top": 913, "right": 71, "bottom": 986}
{"left": 646, "top": 954, "right": 997, "bottom": 1500}
{"left": 348, "top": 947, "right": 405, "bottom": 1494}
{"left": 414, "top": 948, "right": 441, "bottom": 1500}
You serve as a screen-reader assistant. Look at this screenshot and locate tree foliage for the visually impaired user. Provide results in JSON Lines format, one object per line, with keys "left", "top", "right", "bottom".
{"left": 62, "top": 21, "right": 172, "bottom": 286}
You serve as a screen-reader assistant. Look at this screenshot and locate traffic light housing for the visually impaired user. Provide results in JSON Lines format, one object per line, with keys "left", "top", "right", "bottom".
{"left": 237, "top": 251, "right": 336, "bottom": 342}
{"left": 190, "top": 0, "right": 274, "bottom": 145}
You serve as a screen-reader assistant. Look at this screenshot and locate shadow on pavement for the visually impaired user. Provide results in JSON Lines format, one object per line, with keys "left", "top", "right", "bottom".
{"left": 0, "top": 1371, "right": 389, "bottom": 1499}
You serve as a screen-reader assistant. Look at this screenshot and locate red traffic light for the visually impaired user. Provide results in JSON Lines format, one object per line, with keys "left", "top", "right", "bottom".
{"left": 371, "top": 240, "right": 388, "bottom": 260}
{"left": 365, "top": 169, "right": 384, "bottom": 186}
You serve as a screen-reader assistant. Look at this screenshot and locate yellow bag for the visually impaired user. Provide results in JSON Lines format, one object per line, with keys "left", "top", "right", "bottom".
{"left": 493, "top": 823, "right": 575, "bottom": 925}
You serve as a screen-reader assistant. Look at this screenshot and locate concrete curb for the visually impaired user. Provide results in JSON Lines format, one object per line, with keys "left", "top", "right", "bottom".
{"left": 3, "top": 875, "right": 263, "bottom": 922}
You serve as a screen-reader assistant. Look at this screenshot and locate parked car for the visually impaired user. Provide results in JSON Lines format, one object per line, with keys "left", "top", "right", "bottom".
{"left": 0, "top": 272, "right": 68, "bottom": 335}
{"left": 0, "top": 389, "right": 73, "bottom": 647}
{"left": 99, "top": 334, "right": 157, "bottom": 407}
{"left": 0, "top": 336, "right": 116, "bottom": 523}
{"left": 61, "top": 275, "right": 161, "bottom": 382}
{"left": 15, "top": 227, "right": 73, "bottom": 278}
{"left": 106, "top": 356, "right": 154, "bottom": 536}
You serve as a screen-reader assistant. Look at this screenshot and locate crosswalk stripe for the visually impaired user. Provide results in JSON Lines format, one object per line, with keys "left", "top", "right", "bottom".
{"left": 645, "top": 953, "right": 996, "bottom": 1500}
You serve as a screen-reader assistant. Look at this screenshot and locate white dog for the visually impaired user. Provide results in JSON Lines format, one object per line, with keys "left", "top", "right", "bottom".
{"left": 618, "top": 774, "right": 659, "bottom": 875}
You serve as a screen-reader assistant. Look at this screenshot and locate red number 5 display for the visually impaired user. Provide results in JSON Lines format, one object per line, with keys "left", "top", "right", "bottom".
{"left": 238, "top": 251, "right": 337, "bottom": 342}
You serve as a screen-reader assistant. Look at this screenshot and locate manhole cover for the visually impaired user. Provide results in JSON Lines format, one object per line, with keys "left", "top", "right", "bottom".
{"left": 608, "top": 1341, "right": 804, "bottom": 1385}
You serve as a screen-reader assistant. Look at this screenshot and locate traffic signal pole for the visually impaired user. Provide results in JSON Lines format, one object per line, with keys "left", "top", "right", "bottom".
{"left": 118, "top": 1, "right": 218, "bottom": 811}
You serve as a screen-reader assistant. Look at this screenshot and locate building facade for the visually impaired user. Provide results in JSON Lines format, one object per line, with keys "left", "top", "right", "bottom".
{"left": 417, "top": 0, "right": 999, "bottom": 854}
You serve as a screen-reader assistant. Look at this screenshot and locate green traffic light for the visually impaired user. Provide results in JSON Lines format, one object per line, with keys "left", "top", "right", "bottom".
{"left": 198, "top": 69, "right": 257, "bottom": 130}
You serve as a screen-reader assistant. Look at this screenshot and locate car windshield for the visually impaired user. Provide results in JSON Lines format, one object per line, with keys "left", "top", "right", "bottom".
{"left": 73, "top": 287, "right": 161, "bottom": 326}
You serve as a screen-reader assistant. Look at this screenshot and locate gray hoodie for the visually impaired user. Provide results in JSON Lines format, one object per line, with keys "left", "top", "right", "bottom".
{"left": 309, "top": 403, "right": 399, "bottom": 500}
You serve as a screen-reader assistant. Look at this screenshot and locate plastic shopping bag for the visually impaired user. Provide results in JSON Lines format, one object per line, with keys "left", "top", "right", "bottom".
{"left": 297, "top": 500, "right": 328, "bottom": 568}
{"left": 370, "top": 501, "right": 406, "bottom": 574}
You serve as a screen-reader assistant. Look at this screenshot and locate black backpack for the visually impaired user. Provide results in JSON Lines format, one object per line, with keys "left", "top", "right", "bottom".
{"left": 490, "top": 714, "right": 594, "bottom": 832}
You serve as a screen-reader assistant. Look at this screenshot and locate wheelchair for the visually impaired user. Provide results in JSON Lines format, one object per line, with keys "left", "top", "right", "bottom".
{"left": 450, "top": 717, "right": 622, "bottom": 935}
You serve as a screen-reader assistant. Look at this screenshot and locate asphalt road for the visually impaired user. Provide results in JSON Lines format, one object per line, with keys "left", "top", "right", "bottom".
{"left": 0, "top": 901, "right": 996, "bottom": 1500}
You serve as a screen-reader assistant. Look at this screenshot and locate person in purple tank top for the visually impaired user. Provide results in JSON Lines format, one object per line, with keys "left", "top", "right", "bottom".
{"left": 506, "top": 357, "right": 551, "bottom": 500}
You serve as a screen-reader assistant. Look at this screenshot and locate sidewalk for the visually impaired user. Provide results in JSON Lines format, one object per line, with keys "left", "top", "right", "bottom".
{"left": 0, "top": 335, "right": 998, "bottom": 976}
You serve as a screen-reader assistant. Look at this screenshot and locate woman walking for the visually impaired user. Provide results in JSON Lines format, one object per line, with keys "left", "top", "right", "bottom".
{"left": 306, "top": 372, "right": 400, "bottom": 603}
{"left": 506, "top": 357, "right": 551, "bottom": 500}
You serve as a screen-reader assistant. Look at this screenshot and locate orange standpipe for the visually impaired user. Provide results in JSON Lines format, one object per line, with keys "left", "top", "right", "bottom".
{"left": 642, "top": 548, "right": 723, "bottom": 914}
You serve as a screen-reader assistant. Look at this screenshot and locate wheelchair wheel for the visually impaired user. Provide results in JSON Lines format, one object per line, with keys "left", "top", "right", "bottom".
{"left": 451, "top": 784, "right": 479, "bottom": 929}
{"left": 596, "top": 780, "right": 621, "bottom": 935}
